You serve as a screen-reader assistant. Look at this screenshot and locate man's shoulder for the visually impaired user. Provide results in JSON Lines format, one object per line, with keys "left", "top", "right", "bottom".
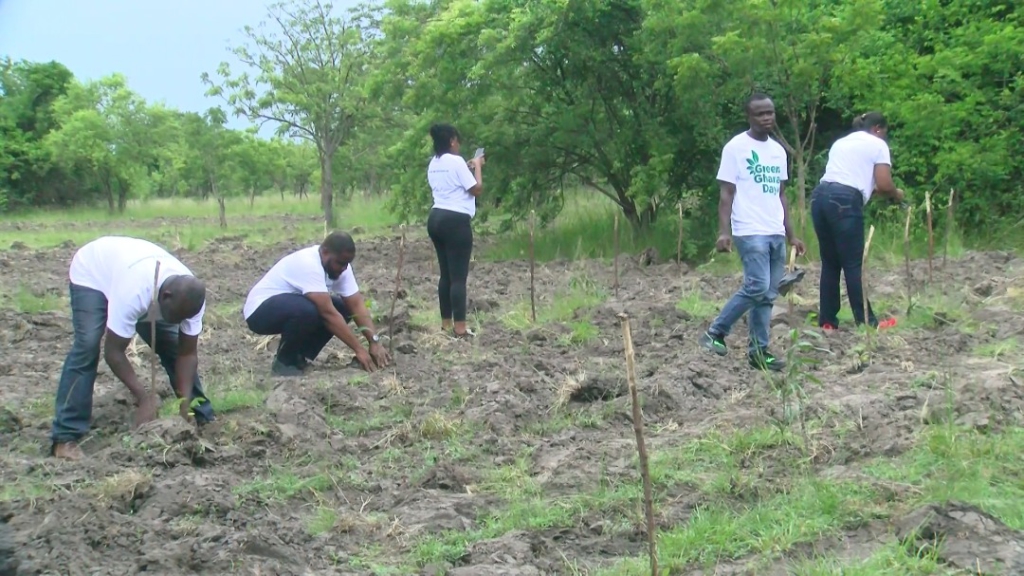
{"left": 722, "top": 132, "right": 749, "bottom": 150}
{"left": 766, "top": 136, "right": 787, "bottom": 155}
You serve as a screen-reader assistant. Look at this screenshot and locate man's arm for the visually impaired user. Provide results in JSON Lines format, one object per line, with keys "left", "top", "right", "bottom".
{"left": 174, "top": 333, "right": 199, "bottom": 402}
{"left": 103, "top": 331, "right": 150, "bottom": 401}
{"left": 717, "top": 180, "right": 736, "bottom": 237}
{"left": 342, "top": 291, "right": 379, "bottom": 345}
{"left": 305, "top": 292, "right": 365, "bottom": 353}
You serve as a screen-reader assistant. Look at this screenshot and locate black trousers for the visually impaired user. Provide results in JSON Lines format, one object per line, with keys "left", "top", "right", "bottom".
{"left": 245, "top": 293, "right": 353, "bottom": 367}
{"left": 427, "top": 207, "right": 473, "bottom": 322}
{"left": 810, "top": 181, "right": 877, "bottom": 327}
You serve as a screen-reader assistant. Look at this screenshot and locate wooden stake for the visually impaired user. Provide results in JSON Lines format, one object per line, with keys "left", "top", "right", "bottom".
{"left": 862, "top": 225, "right": 876, "bottom": 328}
{"left": 787, "top": 245, "right": 796, "bottom": 323}
{"left": 925, "top": 190, "right": 934, "bottom": 284}
{"left": 387, "top": 224, "right": 406, "bottom": 356}
{"left": 676, "top": 202, "right": 684, "bottom": 269}
{"left": 150, "top": 261, "right": 161, "bottom": 396}
{"left": 903, "top": 207, "right": 913, "bottom": 316}
{"left": 529, "top": 210, "right": 537, "bottom": 323}
{"left": 943, "top": 188, "right": 955, "bottom": 269}
{"left": 613, "top": 212, "right": 620, "bottom": 298}
{"left": 617, "top": 312, "right": 658, "bottom": 576}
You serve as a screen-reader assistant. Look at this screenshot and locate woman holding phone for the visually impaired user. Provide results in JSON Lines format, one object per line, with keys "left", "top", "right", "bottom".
{"left": 426, "top": 124, "right": 484, "bottom": 338}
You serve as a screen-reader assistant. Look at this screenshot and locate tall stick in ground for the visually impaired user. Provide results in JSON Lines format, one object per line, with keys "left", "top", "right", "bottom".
{"left": 150, "top": 261, "right": 160, "bottom": 399}
{"left": 925, "top": 190, "right": 934, "bottom": 285}
{"left": 388, "top": 224, "right": 406, "bottom": 356}
{"left": 617, "top": 312, "right": 658, "bottom": 576}
{"left": 676, "top": 202, "right": 684, "bottom": 270}
{"left": 943, "top": 189, "right": 955, "bottom": 269}
{"left": 529, "top": 210, "right": 537, "bottom": 323}
{"left": 613, "top": 212, "right": 620, "bottom": 297}
{"left": 786, "top": 245, "right": 796, "bottom": 324}
{"left": 903, "top": 207, "right": 914, "bottom": 316}
{"left": 862, "top": 225, "right": 876, "bottom": 333}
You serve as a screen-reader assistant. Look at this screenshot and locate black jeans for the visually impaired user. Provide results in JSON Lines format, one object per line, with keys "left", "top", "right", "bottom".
{"left": 427, "top": 208, "right": 473, "bottom": 322}
{"left": 810, "top": 182, "right": 877, "bottom": 327}
{"left": 245, "top": 293, "right": 353, "bottom": 367}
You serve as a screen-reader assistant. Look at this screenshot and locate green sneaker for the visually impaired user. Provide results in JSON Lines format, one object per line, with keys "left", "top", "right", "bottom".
{"left": 749, "top": 349, "right": 785, "bottom": 372}
{"left": 698, "top": 330, "right": 728, "bottom": 356}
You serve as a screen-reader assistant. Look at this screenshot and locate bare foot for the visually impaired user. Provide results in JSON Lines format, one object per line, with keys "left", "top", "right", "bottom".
{"left": 133, "top": 397, "right": 159, "bottom": 429}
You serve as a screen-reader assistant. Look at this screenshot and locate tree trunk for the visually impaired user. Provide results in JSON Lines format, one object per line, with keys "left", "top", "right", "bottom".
{"left": 103, "top": 172, "right": 115, "bottom": 214}
{"left": 218, "top": 197, "right": 227, "bottom": 228}
{"left": 793, "top": 144, "right": 807, "bottom": 237}
{"left": 320, "top": 152, "right": 335, "bottom": 228}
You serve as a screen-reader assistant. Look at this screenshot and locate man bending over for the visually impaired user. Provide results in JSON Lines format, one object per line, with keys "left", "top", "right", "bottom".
{"left": 243, "top": 231, "right": 391, "bottom": 376}
{"left": 52, "top": 236, "right": 216, "bottom": 461}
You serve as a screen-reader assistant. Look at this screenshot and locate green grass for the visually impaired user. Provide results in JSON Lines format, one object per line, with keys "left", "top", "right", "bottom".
{"left": 1, "top": 285, "right": 64, "bottom": 313}
{"left": 0, "top": 194, "right": 397, "bottom": 250}
{"left": 353, "top": 419, "right": 1024, "bottom": 575}
{"left": 479, "top": 191, "right": 689, "bottom": 263}
{"left": 597, "top": 422, "right": 1024, "bottom": 575}
{"left": 499, "top": 272, "right": 608, "bottom": 330}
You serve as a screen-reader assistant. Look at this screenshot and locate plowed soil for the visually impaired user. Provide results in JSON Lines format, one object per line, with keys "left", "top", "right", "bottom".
{"left": 1, "top": 228, "right": 1023, "bottom": 575}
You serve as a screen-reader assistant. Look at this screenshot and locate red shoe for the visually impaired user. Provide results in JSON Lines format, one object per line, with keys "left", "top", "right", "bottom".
{"left": 878, "top": 318, "right": 897, "bottom": 330}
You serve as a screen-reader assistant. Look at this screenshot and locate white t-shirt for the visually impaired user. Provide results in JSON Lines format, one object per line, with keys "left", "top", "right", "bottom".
{"left": 716, "top": 132, "right": 789, "bottom": 237}
{"left": 819, "top": 130, "right": 892, "bottom": 204}
{"left": 68, "top": 236, "right": 205, "bottom": 339}
{"left": 427, "top": 153, "right": 478, "bottom": 217}
{"left": 242, "top": 245, "right": 360, "bottom": 320}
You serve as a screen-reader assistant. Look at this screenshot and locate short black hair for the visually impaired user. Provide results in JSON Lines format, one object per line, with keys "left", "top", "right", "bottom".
{"left": 170, "top": 275, "right": 206, "bottom": 312}
{"left": 744, "top": 92, "right": 772, "bottom": 113}
{"left": 429, "top": 123, "right": 460, "bottom": 157}
{"left": 852, "top": 111, "right": 887, "bottom": 131}
{"left": 321, "top": 231, "right": 356, "bottom": 256}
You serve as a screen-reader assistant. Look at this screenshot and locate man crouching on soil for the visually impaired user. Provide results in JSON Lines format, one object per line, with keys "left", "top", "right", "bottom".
{"left": 51, "top": 236, "right": 216, "bottom": 461}
{"left": 242, "top": 231, "right": 391, "bottom": 376}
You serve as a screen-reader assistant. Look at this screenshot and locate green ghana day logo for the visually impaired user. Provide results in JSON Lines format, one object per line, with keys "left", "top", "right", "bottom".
{"left": 746, "top": 150, "right": 782, "bottom": 195}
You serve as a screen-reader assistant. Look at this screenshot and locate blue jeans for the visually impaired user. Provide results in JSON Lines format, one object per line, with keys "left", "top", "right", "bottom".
{"left": 810, "top": 182, "right": 877, "bottom": 327}
{"left": 51, "top": 283, "right": 215, "bottom": 445}
{"left": 709, "top": 234, "right": 786, "bottom": 354}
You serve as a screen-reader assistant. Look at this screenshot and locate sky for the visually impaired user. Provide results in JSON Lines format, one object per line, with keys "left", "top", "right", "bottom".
{"left": 0, "top": 0, "right": 359, "bottom": 130}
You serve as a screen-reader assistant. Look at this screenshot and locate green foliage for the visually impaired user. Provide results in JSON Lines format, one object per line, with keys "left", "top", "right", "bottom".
{"left": 1, "top": 0, "right": 1022, "bottom": 248}
{"left": 202, "top": 0, "right": 377, "bottom": 226}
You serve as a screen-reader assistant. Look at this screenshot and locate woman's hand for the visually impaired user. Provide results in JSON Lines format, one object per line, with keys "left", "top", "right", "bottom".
{"left": 469, "top": 156, "right": 485, "bottom": 169}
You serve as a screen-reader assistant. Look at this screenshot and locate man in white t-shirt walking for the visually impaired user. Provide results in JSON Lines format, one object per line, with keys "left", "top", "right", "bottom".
{"left": 698, "top": 93, "right": 806, "bottom": 371}
{"left": 243, "top": 231, "right": 391, "bottom": 376}
{"left": 52, "top": 236, "right": 215, "bottom": 460}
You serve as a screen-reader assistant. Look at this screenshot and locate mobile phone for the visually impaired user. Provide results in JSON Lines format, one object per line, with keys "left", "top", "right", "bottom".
{"left": 474, "top": 147, "right": 485, "bottom": 159}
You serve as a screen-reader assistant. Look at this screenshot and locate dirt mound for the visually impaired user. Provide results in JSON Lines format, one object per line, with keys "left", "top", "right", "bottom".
{"left": 896, "top": 501, "right": 1024, "bottom": 574}
{"left": 0, "top": 514, "right": 18, "bottom": 576}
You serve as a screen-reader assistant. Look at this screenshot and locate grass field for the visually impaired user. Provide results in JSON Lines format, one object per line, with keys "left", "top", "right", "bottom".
{"left": 2, "top": 192, "right": 1023, "bottom": 575}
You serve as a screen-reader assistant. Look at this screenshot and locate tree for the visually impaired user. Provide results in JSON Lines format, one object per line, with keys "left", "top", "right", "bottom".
{"left": 701, "top": 0, "right": 882, "bottom": 236}
{"left": 45, "top": 75, "right": 152, "bottom": 213}
{"left": 377, "top": 0, "right": 724, "bottom": 232}
{"left": 0, "top": 58, "right": 75, "bottom": 210}
{"left": 202, "top": 0, "right": 375, "bottom": 227}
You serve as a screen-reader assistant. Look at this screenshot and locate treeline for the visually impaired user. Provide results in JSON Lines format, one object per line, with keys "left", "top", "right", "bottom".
{"left": 2, "top": 0, "right": 1022, "bottom": 239}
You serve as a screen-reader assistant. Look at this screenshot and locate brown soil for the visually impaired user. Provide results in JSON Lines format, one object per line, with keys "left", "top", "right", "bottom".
{"left": 1, "top": 232, "right": 1023, "bottom": 575}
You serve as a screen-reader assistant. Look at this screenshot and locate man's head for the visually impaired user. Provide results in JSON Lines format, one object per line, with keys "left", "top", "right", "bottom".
{"left": 744, "top": 92, "right": 776, "bottom": 138}
{"left": 157, "top": 275, "right": 206, "bottom": 324}
{"left": 852, "top": 111, "right": 888, "bottom": 140}
{"left": 319, "top": 231, "right": 356, "bottom": 280}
